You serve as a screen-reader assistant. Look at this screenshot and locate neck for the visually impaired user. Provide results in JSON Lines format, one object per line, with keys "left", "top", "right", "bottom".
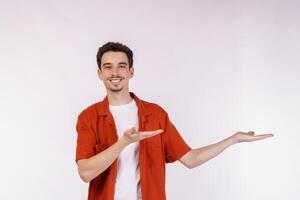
{"left": 106, "top": 90, "right": 133, "bottom": 106}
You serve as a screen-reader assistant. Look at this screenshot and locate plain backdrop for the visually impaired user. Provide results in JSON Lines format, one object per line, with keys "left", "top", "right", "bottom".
{"left": 0, "top": 0, "right": 299, "bottom": 199}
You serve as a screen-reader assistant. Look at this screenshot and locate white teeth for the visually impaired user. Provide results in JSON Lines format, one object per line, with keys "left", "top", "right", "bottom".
{"left": 111, "top": 79, "right": 121, "bottom": 83}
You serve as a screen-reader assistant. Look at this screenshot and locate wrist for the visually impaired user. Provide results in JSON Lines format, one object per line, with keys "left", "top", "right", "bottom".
{"left": 227, "top": 135, "right": 238, "bottom": 145}
{"left": 118, "top": 136, "right": 130, "bottom": 147}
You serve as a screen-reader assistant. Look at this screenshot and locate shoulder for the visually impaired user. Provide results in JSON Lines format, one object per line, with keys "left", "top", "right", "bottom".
{"left": 77, "top": 101, "right": 102, "bottom": 121}
{"left": 139, "top": 99, "right": 168, "bottom": 116}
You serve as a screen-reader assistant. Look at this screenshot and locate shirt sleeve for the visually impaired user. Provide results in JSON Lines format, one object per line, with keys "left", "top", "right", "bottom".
{"left": 75, "top": 111, "right": 97, "bottom": 163}
{"left": 162, "top": 113, "right": 192, "bottom": 163}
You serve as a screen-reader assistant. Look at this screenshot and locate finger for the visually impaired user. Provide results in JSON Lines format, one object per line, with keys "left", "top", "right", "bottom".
{"left": 257, "top": 133, "right": 274, "bottom": 137}
{"left": 250, "top": 134, "right": 274, "bottom": 141}
{"left": 131, "top": 127, "right": 138, "bottom": 132}
{"left": 260, "top": 133, "right": 274, "bottom": 136}
{"left": 126, "top": 127, "right": 137, "bottom": 134}
{"left": 140, "top": 129, "right": 163, "bottom": 139}
{"left": 248, "top": 131, "right": 255, "bottom": 135}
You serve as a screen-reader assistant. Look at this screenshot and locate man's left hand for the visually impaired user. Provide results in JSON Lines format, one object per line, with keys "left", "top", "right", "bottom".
{"left": 231, "top": 131, "right": 274, "bottom": 143}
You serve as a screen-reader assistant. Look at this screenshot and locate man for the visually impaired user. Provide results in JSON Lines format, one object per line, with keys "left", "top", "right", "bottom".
{"left": 75, "top": 42, "right": 273, "bottom": 200}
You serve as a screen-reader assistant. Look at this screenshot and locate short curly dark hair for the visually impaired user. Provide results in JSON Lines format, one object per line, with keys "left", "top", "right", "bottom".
{"left": 96, "top": 42, "right": 133, "bottom": 69}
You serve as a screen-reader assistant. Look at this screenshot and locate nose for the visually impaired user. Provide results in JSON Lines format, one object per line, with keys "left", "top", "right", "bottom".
{"left": 111, "top": 66, "right": 120, "bottom": 76}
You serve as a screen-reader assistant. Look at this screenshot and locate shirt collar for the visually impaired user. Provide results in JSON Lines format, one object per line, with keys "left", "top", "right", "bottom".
{"left": 96, "top": 92, "right": 151, "bottom": 118}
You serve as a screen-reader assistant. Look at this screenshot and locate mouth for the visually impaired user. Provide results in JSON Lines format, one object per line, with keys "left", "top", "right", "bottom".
{"left": 109, "top": 78, "right": 123, "bottom": 84}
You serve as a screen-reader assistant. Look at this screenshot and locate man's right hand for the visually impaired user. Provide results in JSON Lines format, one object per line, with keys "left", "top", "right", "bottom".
{"left": 77, "top": 127, "right": 163, "bottom": 182}
{"left": 120, "top": 127, "right": 163, "bottom": 145}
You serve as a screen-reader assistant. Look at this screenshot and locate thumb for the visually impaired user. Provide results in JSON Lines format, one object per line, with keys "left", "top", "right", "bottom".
{"left": 131, "top": 127, "right": 137, "bottom": 132}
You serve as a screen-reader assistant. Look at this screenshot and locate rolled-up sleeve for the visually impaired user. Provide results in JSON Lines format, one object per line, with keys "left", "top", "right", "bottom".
{"left": 75, "top": 111, "right": 96, "bottom": 163}
{"left": 162, "top": 113, "right": 191, "bottom": 163}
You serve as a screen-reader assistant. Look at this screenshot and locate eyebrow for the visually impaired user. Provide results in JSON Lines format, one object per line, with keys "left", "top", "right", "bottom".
{"left": 102, "top": 63, "right": 112, "bottom": 66}
{"left": 102, "top": 62, "right": 128, "bottom": 66}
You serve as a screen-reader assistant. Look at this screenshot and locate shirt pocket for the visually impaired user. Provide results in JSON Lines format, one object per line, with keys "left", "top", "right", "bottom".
{"left": 145, "top": 135, "right": 164, "bottom": 166}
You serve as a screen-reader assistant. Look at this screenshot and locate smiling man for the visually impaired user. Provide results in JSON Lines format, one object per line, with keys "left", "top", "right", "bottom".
{"left": 75, "top": 42, "right": 273, "bottom": 200}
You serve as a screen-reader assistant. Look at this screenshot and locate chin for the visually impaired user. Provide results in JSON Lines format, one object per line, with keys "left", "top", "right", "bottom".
{"left": 109, "top": 87, "right": 124, "bottom": 93}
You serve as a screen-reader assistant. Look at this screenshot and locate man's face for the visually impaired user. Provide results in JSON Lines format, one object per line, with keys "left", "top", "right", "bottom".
{"left": 98, "top": 51, "right": 134, "bottom": 93}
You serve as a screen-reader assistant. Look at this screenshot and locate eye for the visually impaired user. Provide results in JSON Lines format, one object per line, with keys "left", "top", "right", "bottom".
{"left": 104, "top": 66, "right": 111, "bottom": 69}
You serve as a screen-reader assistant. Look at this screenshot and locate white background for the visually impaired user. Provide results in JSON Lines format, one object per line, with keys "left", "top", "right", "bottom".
{"left": 0, "top": 0, "right": 299, "bottom": 199}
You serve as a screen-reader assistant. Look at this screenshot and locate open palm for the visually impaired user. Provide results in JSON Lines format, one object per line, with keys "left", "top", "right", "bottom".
{"left": 232, "top": 131, "right": 273, "bottom": 143}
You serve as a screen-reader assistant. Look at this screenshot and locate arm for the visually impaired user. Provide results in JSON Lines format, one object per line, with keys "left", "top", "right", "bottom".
{"left": 179, "top": 131, "right": 273, "bottom": 169}
{"left": 77, "top": 137, "right": 127, "bottom": 183}
{"left": 77, "top": 128, "right": 163, "bottom": 183}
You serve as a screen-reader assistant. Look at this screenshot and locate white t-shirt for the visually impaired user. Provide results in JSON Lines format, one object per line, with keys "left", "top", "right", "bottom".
{"left": 109, "top": 99, "right": 142, "bottom": 200}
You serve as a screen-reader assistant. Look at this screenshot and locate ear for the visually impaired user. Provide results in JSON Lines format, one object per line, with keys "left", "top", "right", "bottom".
{"left": 97, "top": 68, "right": 103, "bottom": 80}
{"left": 129, "top": 67, "right": 134, "bottom": 79}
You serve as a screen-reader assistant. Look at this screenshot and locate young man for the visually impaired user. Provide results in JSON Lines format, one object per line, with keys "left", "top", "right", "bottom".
{"left": 75, "top": 42, "right": 273, "bottom": 200}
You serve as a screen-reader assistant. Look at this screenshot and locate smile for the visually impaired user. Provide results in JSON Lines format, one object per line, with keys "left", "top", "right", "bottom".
{"left": 110, "top": 78, "right": 123, "bottom": 83}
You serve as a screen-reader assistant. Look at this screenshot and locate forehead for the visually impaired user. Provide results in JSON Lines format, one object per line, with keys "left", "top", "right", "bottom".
{"left": 101, "top": 51, "right": 129, "bottom": 65}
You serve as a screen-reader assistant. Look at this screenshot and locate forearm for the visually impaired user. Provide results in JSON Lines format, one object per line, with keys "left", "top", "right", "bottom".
{"left": 184, "top": 136, "right": 236, "bottom": 169}
{"left": 77, "top": 138, "right": 128, "bottom": 182}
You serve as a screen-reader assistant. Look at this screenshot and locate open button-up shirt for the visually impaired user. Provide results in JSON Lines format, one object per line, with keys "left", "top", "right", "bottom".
{"left": 75, "top": 92, "right": 191, "bottom": 200}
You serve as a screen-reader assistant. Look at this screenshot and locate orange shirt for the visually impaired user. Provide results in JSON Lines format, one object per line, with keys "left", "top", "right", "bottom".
{"left": 75, "top": 92, "right": 191, "bottom": 200}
